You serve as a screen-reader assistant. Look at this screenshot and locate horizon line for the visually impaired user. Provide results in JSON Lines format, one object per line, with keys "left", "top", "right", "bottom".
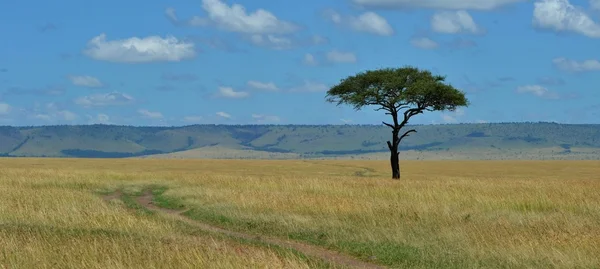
{"left": 1, "top": 121, "right": 597, "bottom": 128}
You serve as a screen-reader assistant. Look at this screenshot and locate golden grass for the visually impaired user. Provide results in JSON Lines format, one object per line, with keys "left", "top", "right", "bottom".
{"left": 1, "top": 158, "right": 599, "bottom": 268}
{"left": 0, "top": 160, "right": 319, "bottom": 269}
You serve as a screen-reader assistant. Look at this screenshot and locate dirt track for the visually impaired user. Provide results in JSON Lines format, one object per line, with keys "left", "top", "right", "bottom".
{"left": 103, "top": 190, "right": 384, "bottom": 269}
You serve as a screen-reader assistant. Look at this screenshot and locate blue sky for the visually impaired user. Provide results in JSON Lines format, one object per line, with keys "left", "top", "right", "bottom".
{"left": 1, "top": 0, "right": 599, "bottom": 126}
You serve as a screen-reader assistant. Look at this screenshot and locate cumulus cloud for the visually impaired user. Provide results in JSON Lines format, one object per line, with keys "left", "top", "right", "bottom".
{"left": 326, "top": 10, "right": 394, "bottom": 36}
{"left": 441, "top": 108, "right": 465, "bottom": 123}
{"left": 352, "top": 0, "right": 526, "bottom": 10}
{"left": 216, "top": 111, "right": 231, "bottom": 119}
{"left": 410, "top": 37, "right": 439, "bottom": 49}
{"left": 75, "top": 92, "right": 135, "bottom": 107}
{"left": 168, "top": 0, "right": 298, "bottom": 34}
{"left": 83, "top": 114, "right": 112, "bottom": 124}
{"left": 34, "top": 109, "right": 78, "bottom": 122}
{"left": 248, "top": 34, "right": 293, "bottom": 49}
{"left": 217, "top": 87, "right": 249, "bottom": 98}
{"left": 168, "top": 2, "right": 328, "bottom": 50}
{"left": 57, "top": 110, "right": 77, "bottom": 121}
{"left": 97, "top": 114, "right": 110, "bottom": 122}
{"left": 247, "top": 80, "right": 278, "bottom": 91}
{"left": 533, "top": 0, "right": 600, "bottom": 38}
{"left": 252, "top": 114, "right": 280, "bottom": 123}
{"left": 93, "top": 114, "right": 110, "bottom": 124}
{"left": 33, "top": 114, "right": 51, "bottom": 121}
{"left": 246, "top": 34, "right": 328, "bottom": 49}
{"left": 441, "top": 114, "right": 458, "bottom": 123}
{"left": 83, "top": 33, "right": 197, "bottom": 63}
{"left": 516, "top": 85, "right": 560, "bottom": 99}
{"left": 0, "top": 103, "right": 11, "bottom": 115}
{"left": 431, "top": 11, "right": 483, "bottom": 34}
{"left": 553, "top": 57, "right": 600, "bottom": 72}
{"left": 326, "top": 50, "right": 357, "bottom": 63}
{"left": 68, "top": 75, "right": 104, "bottom": 88}
{"left": 303, "top": 53, "right": 318, "bottom": 66}
{"left": 138, "top": 109, "right": 164, "bottom": 119}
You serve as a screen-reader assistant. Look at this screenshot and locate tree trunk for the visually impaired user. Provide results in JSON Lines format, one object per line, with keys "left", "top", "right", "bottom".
{"left": 388, "top": 127, "right": 401, "bottom": 179}
{"left": 390, "top": 150, "right": 400, "bottom": 179}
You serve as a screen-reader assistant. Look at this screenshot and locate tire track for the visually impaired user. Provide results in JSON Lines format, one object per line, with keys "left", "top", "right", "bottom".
{"left": 104, "top": 190, "right": 384, "bottom": 269}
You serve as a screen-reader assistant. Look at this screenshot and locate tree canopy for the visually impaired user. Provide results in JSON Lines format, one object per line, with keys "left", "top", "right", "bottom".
{"left": 325, "top": 66, "right": 469, "bottom": 179}
{"left": 326, "top": 66, "right": 468, "bottom": 114}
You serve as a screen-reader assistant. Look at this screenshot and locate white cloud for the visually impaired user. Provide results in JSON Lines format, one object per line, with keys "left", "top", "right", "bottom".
{"left": 592, "top": 0, "right": 600, "bottom": 10}
{"left": 303, "top": 53, "right": 318, "bottom": 66}
{"left": 431, "top": 10, "right": 483, "bottom": 34}
{"left": 251, "top": 114, "right": 280, "bottom": 123}
{"left": 311, "top": 35, "right": 329, "bottom": 45}
{"left": 327, "top": 10, "right": 394, "bottom": 36}
{"left": 441, "top": 108, "right": 465, "bottom": 123}
{"left": 533, "top": 0, "right": 600, "bottom": 38}
{"left": 194, "top": 0, "right": 298, "bottom": 34}
{"left": 248, "top": 34, "right": 293, "bottom": 49}
{"left": 58, "top": 110, "right": 77, "bottom": 121}
{"left": 34, "top": 110, "right": 78, "bottom": 122}
{"left": 138, "top": 109, "right": 164, "bottom": 119}
{"left": 34, "top": 114, "right": 51, "bottom": 121}
{"left": 68, "top": 75, "right": 104, "bottom": 88}
{"left": 0, "top": 103, "right": 11, "bottom": 115}
{"left": 340, "top": 119, "right": 353, "bottom": 124}
{"left": 516, "top": 85, "right": 560, "bottom": 99}
{"left": 217, "top": 87, "right": 249, "bottom": 98}
{"left": 553, "top": 57, "right": 600, "bottom": 72}
{"left": 326, "top": 50, "right": 357, "bottom": 63}
{"left": 216, "top": 111, "right": 231, "bottom": 119}
{"left": 85, "top": 114, "right": 111, "bottom": 124}
{"left": 165, "top": 7, "right": 178, "bottom": 22}
{"left": 289, "top": 80, "right": 329, "bottom": 92}
{"left": 75, "top": 92, "right": 135, "bottom": 107}
{"left": 168, "top": 3, "right": 325, "bottom": 50}
{"left": 352, "top": 0, "right": 526, "bottom": 10}
{"left": 247, "top": 80, "right": 278, "bottom": 91}
{"left": 246, "top": 34, "right": 328, "bottom": 50}
{"left": 183, "top": 115, "right": 204, "bottom": 123}
{"left": 442, "top": 114, "right": 458, "bottom": 123}
{"left": 83, "top": 33, "right": 196, "bottom": 63}
{"left": 96, "top": 114, "right": 110, "bottom": 123}
{"left": 410, "top": 37, "right": 439, "bottom": 49}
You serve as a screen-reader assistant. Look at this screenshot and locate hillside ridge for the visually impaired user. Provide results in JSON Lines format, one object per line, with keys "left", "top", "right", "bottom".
{"left": 1, "top": 123, "right": 599, "bottom": 159}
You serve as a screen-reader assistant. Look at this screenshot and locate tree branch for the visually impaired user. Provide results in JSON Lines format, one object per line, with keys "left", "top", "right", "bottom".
{"left": 399, "top": 129, "right": 417, "bottom": 142}
{"left": 382, "top": 121, "right": 394, "bottom": 129}
{"left": 375, "top": 106, "right": 392, "bottom": 112}
{"left": 401, "top": 104, "right": 425, "bottom": 126}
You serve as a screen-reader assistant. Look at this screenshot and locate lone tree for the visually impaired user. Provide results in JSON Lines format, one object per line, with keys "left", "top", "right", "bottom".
{"left": 326, "top": 66, "right": 469, "bottom": 179}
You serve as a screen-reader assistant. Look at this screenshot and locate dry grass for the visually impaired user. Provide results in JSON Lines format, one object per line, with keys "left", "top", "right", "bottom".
{"left": 1, "top": 158, "right": 599, "bottom": 268}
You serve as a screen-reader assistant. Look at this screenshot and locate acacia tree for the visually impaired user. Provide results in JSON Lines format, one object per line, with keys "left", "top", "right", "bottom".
{"left": 326, "top": 66, "right": 469, "bottom": 179}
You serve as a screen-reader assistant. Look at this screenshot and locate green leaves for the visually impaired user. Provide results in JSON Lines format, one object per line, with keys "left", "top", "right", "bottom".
{"left": 325, "top": 66, "right": 469, "bottom": 113}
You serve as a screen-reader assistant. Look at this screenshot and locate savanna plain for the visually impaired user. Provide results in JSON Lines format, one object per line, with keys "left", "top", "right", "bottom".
{"left": 0, "top": 158, "right": 599, "bottom": 269}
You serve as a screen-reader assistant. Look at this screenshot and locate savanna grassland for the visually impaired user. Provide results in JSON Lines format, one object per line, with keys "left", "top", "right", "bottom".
{"left": 1, "top": 158, "right": 599, "bottom": 268}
